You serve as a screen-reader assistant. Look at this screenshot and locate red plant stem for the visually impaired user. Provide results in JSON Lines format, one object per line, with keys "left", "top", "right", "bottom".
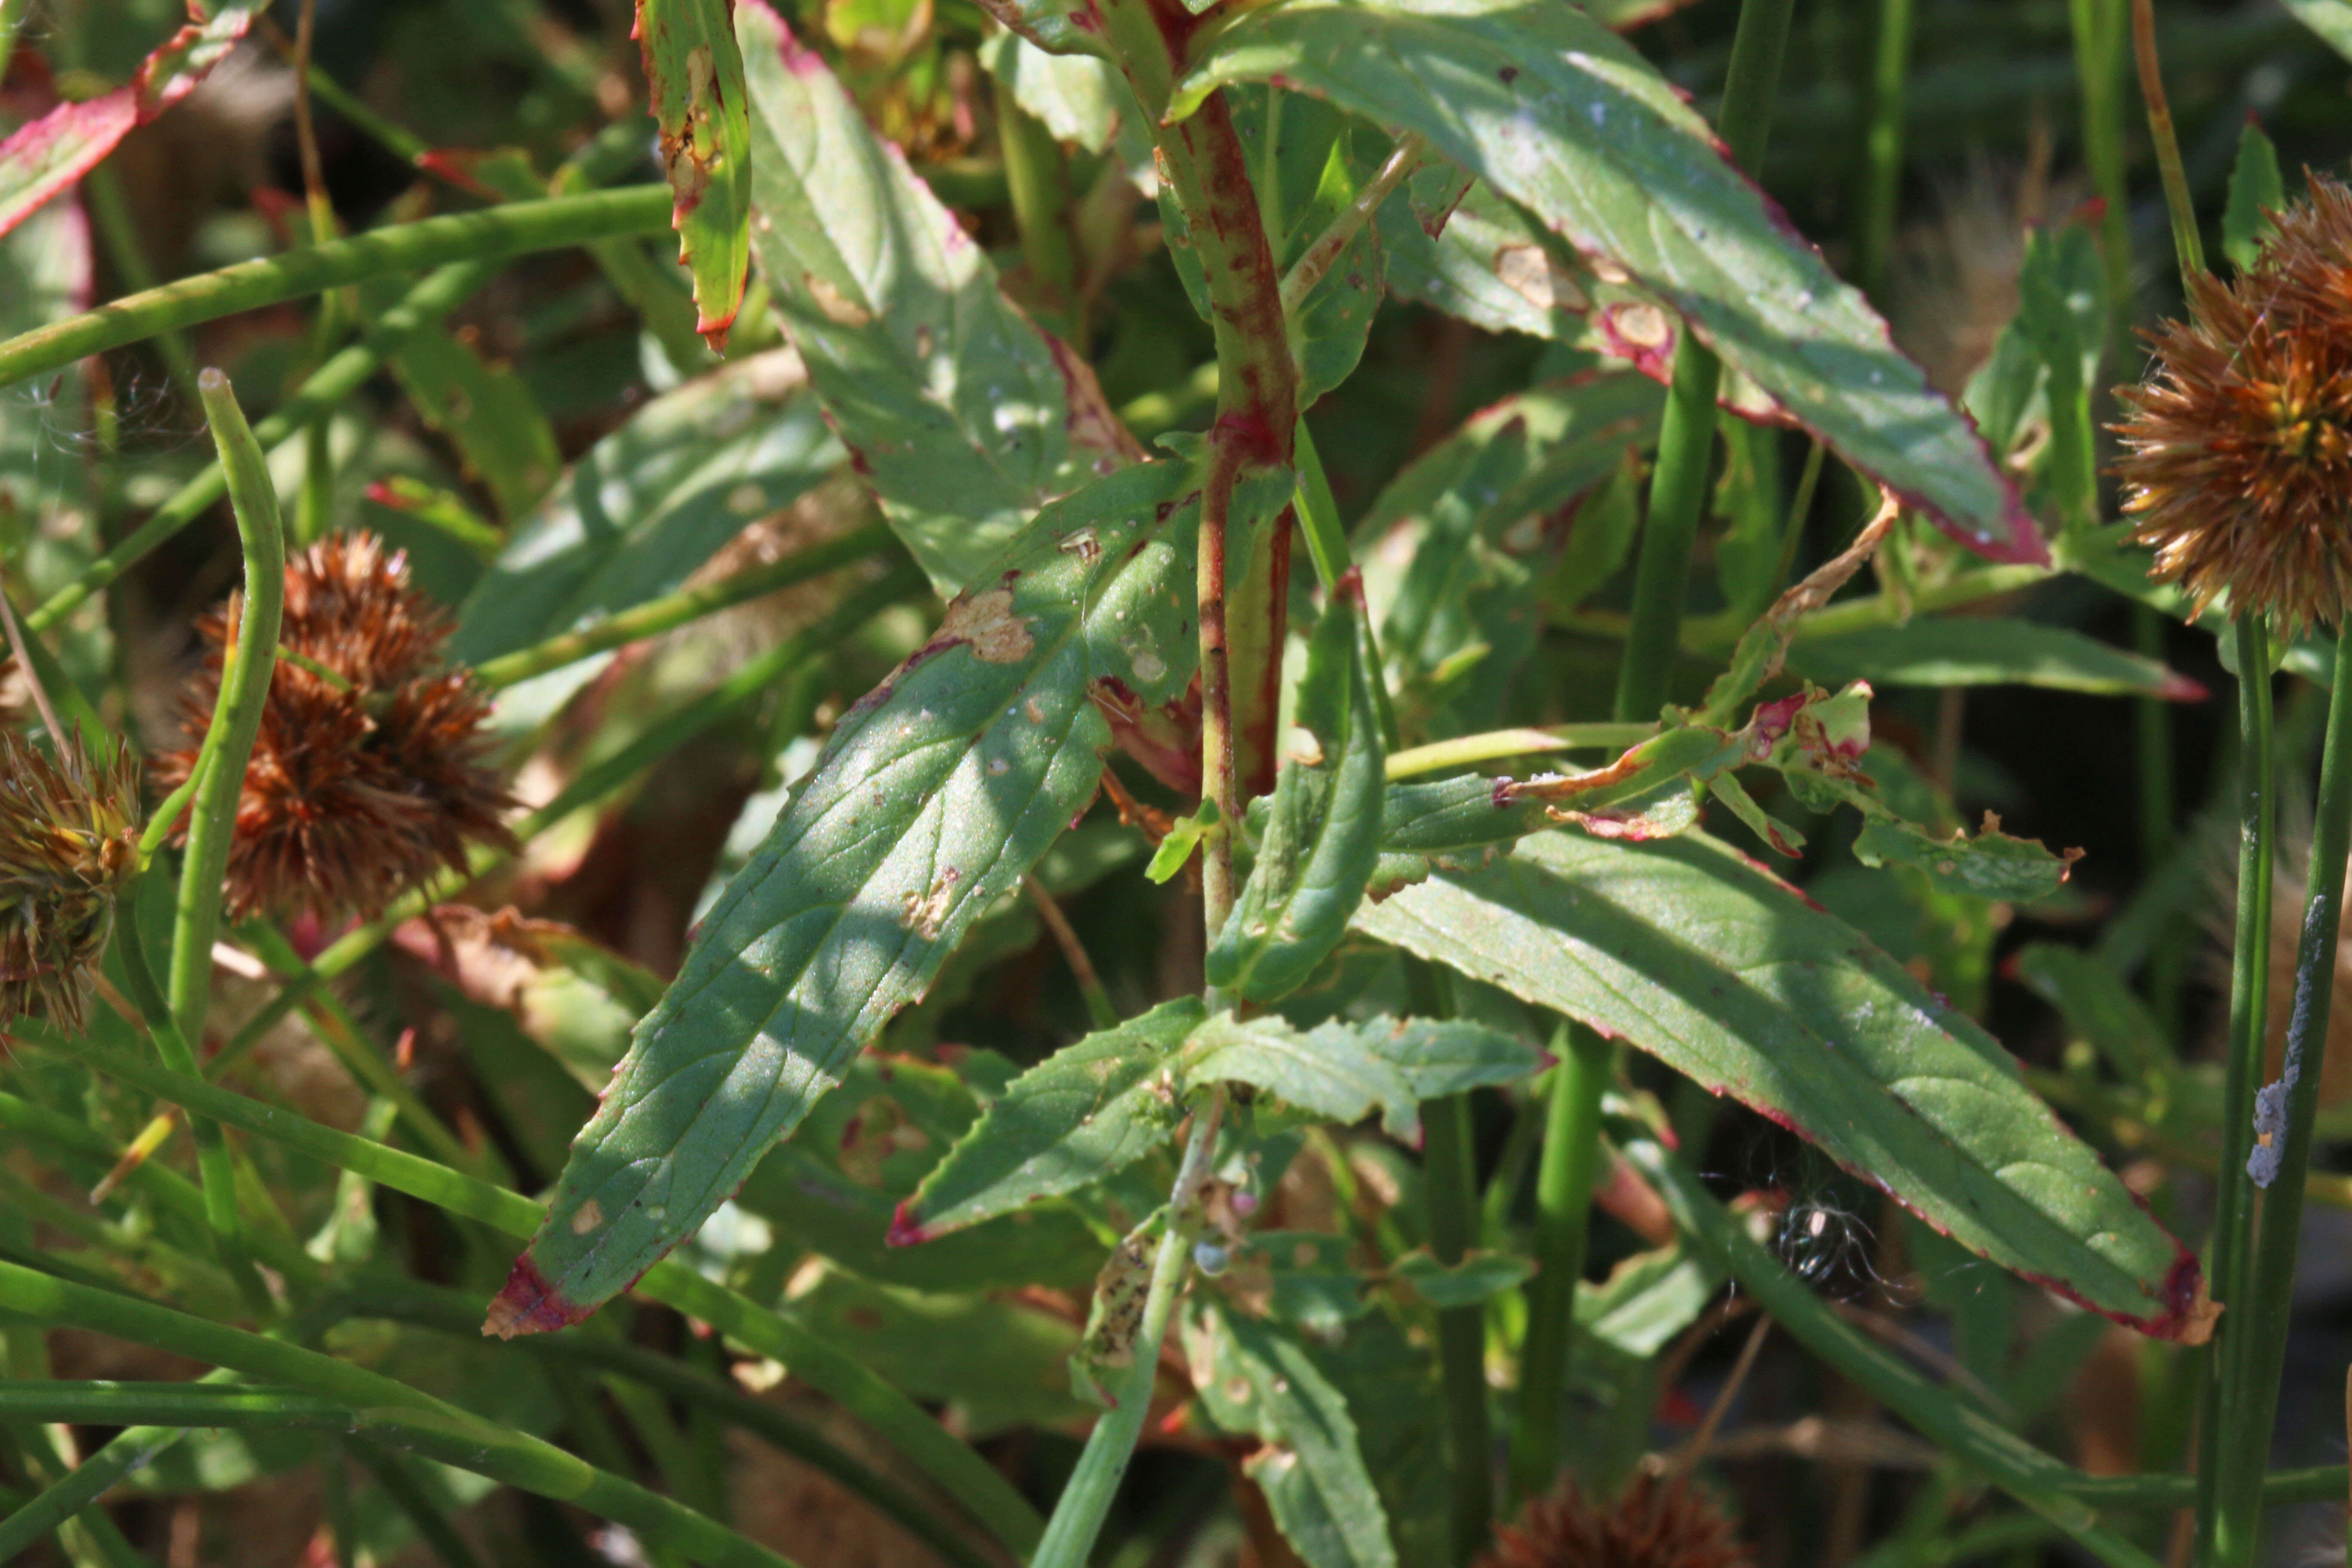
{"left": 1092, "top": 0, "right": 1299, "bottom": 934}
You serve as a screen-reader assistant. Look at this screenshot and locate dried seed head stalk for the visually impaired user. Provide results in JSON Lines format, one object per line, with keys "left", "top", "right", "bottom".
{"left": 0, "top": 730, "right": 142, "bottom": 1035}
{"left": 2115, "top": 175, "right": 2352, "bottom": 637}
{"left": 1477, "top": 1474, "right": 1754, "bottom": 1568}
{"left": 157, "top": 532, "right": 516, "bottom": 922}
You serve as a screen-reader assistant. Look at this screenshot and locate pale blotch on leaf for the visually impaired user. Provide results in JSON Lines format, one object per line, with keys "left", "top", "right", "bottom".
{"left": 937, "top": 588, "right": 1037, "bottom": 663}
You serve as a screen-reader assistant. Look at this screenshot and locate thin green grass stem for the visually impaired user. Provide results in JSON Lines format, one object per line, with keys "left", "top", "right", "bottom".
{"left": 1029, "top": 1087, "right": 1228, "bottom": 1568}
{"left": 475, "top": 522, "right": 900, "bottom": 688}
{"left": 0, "top": 1261, "right": 802, "bottom": 1568}
{"left": 1507, "top": 1023, "right": 1613, "bottom": 1502}
{"left": 2209, "top": 618, "right": 2352, "bottom": 1567}
{"left": 1424, "top": 1089, "right": 1494, "bottom": 1562}
{"left": 0, "top": 187, "right": 671, "bottom": 394}
{"left": 1852, "top": 0, "right": 1915, "bottom": 295}
{"left": 22, "top": 1028, "right": 1043, "bottom": 1559}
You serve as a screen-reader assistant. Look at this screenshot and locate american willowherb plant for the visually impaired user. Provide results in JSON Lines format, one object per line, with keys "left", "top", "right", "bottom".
{"left": 5, "top": 0, "right": 2352, "bottom": 1565}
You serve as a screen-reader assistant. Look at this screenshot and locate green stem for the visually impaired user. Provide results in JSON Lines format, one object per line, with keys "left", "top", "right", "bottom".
{"left": 1507, "top": 1024, "right": 1612, "bottom": 1502}
{"left": 2131, "top": 0, "right": 2204, "bottom": 279}
{"left": 2069, "top": 1466, "right": 2347, "bottom": 1508}
{"left": 475, "top": 522, "right": 899, "bottom": 688}
{"left": 1385, "top": 723, "right": 1658, "bottom": 780}
{"left": 1614, "top": 0, "right": 1792, "bottom": 722}
{"left": 28, "top": 258, "right": 497, "bottom": 637}
{"left": 0, "top": 187, "right": 671, "bottom": 393}
{"left": 159, "top": 371, "right": 288, "bottom": 1268}
{"left": 0, "top": 1262, "right": 802, "bottom": 1568}
{"left": 1278, "top": 133, "right": 1427, "bottom": 316}
{"left": 2193, "top": 617, "right": 2274, "bottom": 1562}
{"left": 1029, "top": 1087, "right": 1228, "bottom": 1568}
{"left": 1852, "top": 0, "right": 1915, "bottom": 296}
{"left": 0, "top": 1422, "right": 185, "bottom": 1562}
{"left": 1616, "top": 343, "right": 1725, "bottom": 723}
{"left": 2068, "top": 0, "right": 2134, "bottom": 357}
{"left": 1632, "top": 1142, "right": 2163, "bottom": 1568}
{"left": 1424, "top": 1090, "right": 1494, "bottom": 1561}
{"left": 25, "top": 1026, "right": 1042, "bottom": 1559}
{"left": 2210, "top": 619, "right": 2352, "bottom": 1567}
{"left": 0, "top": 1382, "right": 348, "bottom": 1427}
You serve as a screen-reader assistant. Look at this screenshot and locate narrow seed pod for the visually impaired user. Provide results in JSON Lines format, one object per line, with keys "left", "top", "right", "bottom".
{"left": 0, "top": 731, "right": 142, "bottom": 1035}
{"left": 2115, "top": 174, "right": 2352, "bottom": 638}
{"left": 1476, "top": 1476, "right": 1754, "bottom": 1568}
{"left": 156, "top": 532, "right": 516, "bottom": 923}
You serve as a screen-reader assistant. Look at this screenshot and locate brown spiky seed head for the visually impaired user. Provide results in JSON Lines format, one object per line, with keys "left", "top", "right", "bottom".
{"left": 0, "top": 730, "right": 142, "bottom": 1035}
{"left": 2115, "top": 175, "right": 2352, "bottom": 638}
{"left": 1476, "top": 1475, "right": 1754, "bottom": 1568}
{"left": 156, "top": 532, "right": 516, "bottom": 923}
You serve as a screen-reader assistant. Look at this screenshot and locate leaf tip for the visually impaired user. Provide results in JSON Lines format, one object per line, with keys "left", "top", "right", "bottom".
{"left": 483, "top": 1254, "right": 593, "bottom": 1339}
{"left": 885, "top": 1199, "right": 931, "bottom": 1249}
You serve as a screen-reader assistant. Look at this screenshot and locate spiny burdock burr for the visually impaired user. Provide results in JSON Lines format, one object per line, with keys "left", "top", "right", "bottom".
{"left": 0, "top": 729, "right": 142, "bottom": 1035}
{"left": 1476, "top": 1475, "right": 1754, "bottom": 1568}
{"left": 157, "top": 532, "right": 515, "bottom": 923}
{"left": 2115, "top": 175, "right": 2352, "bottom": 638}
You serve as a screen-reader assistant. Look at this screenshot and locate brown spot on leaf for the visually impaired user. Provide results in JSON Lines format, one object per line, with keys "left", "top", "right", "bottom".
{"left": 936, "top": 588, "right": 1035, "bottom": 663}
{"left": 804, "top": 272, "right": 873, "bottom": 327}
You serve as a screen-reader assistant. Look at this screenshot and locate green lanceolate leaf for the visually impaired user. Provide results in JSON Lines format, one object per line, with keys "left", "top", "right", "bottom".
{"left": 1179, "top": 1013, "right": 1544, "bottom": 1142}
{"left": 1188, "top": 1305, "right": 1399, "bottom": 1568}
{"left": 2224, "top": 119, "right": 2288, "bottom": 273}
{"left": 1785, "top": 618, "right": 2206, "bottom": 699}
{"left": 1351, "top": 828, "right": 2210, "bottom": 1338}
{"left": 1355, "top": 371, "right": 1660, "bottom": 730}
{"left": 636, "top": 0, "right": 754, "bottom": 346}
{"left": 1289, "top": 124, "right": 1388, "bottom": 405}
{"left": 1173, "top": 0, "right": 2044, "bottom": 564}
{"left": 1210, "top": 578, "right": 1386, "bottom": 1001}
{"left": 895, "top": 998, "right": 1207, "bottom": 1243}
{"left": 448, "top": 350, "right": 842, "bottom": 728}
{"left": 737, "top": 0, "right": 1138, "bottom": 591}
{"left": 493, "top": 459, "right": 1257, "bottom": 1332}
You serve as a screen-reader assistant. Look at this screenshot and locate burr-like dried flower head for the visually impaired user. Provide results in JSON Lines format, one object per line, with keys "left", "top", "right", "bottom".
{"left": 1, "top": 730, "right": 142, "bottom": 1035}
{"left": 157, "top": 532, "right": 515, "bottom": 923}
{"left": 1477, "top": 1475, "right": 1753, "bottom": 1568}
{"left": 2115, "top": 175, "right": 2352, "bottom": 637}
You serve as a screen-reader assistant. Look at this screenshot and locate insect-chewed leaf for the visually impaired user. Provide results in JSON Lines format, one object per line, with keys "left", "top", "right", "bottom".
{"left": 1174, "top": 0, "right": 2045, "bottom": 565}
{"left": 1210, "top": 578, "right": 1386, "bottom": 1001}
{"left": 1352, "top": 829, "right": 2210, "bottom": 1339}
{"left": 894, "top": 998, "right": 1207, "bottom": 1243}
{"left": 1187, "top": 1304, "right": 1400, "bottom": 1568}
{"left": 447, "top": 351, "right": 842, "bottom": 728}
{"left": 737, "top": 0, "right": 1139, "bottom": 592}
{"left": 490, "top": 459, "right": 1268, "bottom": 1334}
{"left": 635, "top": 0, "right": 754, "bottom": 347}
{"left": 1179, "top": 1013, "right": 1544, "bottom": 1143}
